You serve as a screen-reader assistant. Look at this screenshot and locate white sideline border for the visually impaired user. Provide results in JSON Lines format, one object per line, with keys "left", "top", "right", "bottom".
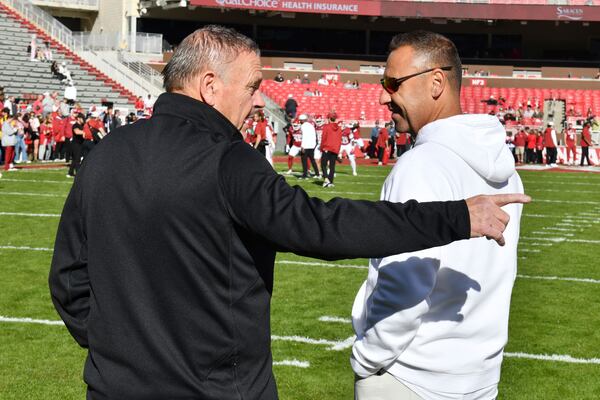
{"left": 0, "top": 245, "right": 52, "bottom": 252}
{"left": 0, "top": 316, "right": 64, "bottom": 325}
{"left": 0, "top": 178, "right": 72, "bottom": 184}
{"left": 0, "top": 191, "right": 64, "bottom": 198}
{"left": 273, "top": 359, "right": 310, "bottom": 368}
{"left": 0, "top": 212, "right": 60, "bottom": 218}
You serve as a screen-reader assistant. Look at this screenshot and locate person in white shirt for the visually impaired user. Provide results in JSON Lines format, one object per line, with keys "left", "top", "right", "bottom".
{"left": 317, "top": 75, "right": 329, "bottom": 86}
{"left": 64, "top": 82, "right": 77, "bottom": 104}
{"left": 298, "top": 114, "right": 320, "bottom": 179}
{"left": 351, "top": 31, "right": 525, "bottom": 400}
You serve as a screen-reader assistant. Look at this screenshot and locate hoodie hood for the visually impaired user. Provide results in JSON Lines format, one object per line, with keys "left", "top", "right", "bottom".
{"left": 416, "top": 114, "right": 515, "bottom": 183}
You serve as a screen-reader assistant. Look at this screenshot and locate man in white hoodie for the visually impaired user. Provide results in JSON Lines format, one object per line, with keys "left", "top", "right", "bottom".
{"left": 351, "top": 31, "right": 524, "bottom": 400}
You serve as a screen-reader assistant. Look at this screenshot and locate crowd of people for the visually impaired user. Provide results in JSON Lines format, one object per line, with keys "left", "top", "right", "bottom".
{"left": 0, "top": 87, "right": 126, "bottom": 177}
{"left": 507, "top": 121, "right": 594, "bottom": 167}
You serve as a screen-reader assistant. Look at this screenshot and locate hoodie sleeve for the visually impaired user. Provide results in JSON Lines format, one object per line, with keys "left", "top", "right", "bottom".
{"left": 351, "top": 150, "right": 454, "bottom": 377}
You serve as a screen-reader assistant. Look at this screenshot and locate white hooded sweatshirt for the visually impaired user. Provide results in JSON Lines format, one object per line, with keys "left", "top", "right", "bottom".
{"left": 351, "top": 114, "right": 524, "bottom": 399}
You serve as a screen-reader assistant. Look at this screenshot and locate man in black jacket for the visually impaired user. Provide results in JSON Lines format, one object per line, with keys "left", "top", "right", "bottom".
{"left": 49, "top": 26, "right": 529, "bottom": 400}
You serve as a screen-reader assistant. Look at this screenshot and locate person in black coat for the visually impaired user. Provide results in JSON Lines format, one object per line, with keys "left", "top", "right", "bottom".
{"left": 49, "top": 25, "right": 529, "bottom": 400}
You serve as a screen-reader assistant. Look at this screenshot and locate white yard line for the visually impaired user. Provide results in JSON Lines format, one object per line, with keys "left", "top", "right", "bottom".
{"left": 517, "top": 275, "right": 600, "bottom": 284}
{"left": 504, "top": 352, "right": 600, "bottom": 365}
{"left": 276, "top": 260, "right": 367, "bottom": 270}
{"left": 0, "top": 178, "right": 72, "bottom": 184}
{"left": 526, "top": 189, "right": 600, "bottom": 194}
{"left": 0, "top": 316, "right": 64, "bottom": 325}
{"left": 273, "top": 359, "right": 310, "bottom": 368}
{"left": 271, "top": 335, "right": 355, "bottom": 351}
{"left": 521, "top": 237, "right": 600, "bottom": 244}
{"left": 322, "top": 191, "right": 377, "bottom": 196}
{"left": 525, "top": 242, "right": 554, "bottom": 247}
{"left": 535, "top": 199, "right": 600, "bottom": 205}
{"left": 518, "top": 249, "right": 541, "bottom": 253}
{"left": 521, "top": 181, "right": 600, "bottom": 187}
{"left": 530, "top": 231, "right": 574, "bottom": 237}
{"left": 0, "top": 191, "right": 64, "bottom": 198}
{"left": 319, "top": 316, "right": 352, "bottom": 324}
{"left": 542, "top": 227, "right": 578, "bottom": 232}
{"left": 0, "top": 245, "right": 52, "bottom": 252}
{"left": 0, "top": 212, "right": 60, "bottom": 217}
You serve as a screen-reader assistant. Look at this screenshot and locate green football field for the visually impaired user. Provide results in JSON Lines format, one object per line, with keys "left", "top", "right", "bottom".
{"left": 0, "top": 163, "right": 599, "bottom": 399}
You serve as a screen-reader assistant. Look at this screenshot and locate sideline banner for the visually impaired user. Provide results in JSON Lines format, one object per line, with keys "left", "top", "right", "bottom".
{"left": 190, "top": 0, "right": 381, "bottom": 16}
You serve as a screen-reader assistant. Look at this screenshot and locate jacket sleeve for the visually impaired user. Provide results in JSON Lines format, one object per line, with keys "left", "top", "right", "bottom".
{"left": 219, "top": 141, "right": 470, "bottom": 260}
{"left": 351, "top": 152, "right": 454, "bottom": 377}
{"left": 48, "top": 178, "right": 90, "bottom": 348}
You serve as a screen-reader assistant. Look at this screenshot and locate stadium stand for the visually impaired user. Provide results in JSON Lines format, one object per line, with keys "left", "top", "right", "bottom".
{"left": 0, "top": 2, "right": 136, "bottom": 110}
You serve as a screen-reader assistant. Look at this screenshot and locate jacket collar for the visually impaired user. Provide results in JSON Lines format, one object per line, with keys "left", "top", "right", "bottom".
{"left": 152, "top": 92, "right": 242, "bottom": 141}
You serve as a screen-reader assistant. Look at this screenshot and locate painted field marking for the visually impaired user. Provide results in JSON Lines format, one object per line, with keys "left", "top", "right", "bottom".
{"left": 517, "top": 275, "right": 600, "bottom": 284}
{"left": 542, "top": 227, "right": 578, "bottom": 232}
{"left": 556, "top": 223, "right": 578, "bottom": 227}
{"left": 0, "top": 245, "right": 52, "bottom": 252}
{"left": 525, "top": 242, "right": 554, "bottom": 247}
{"left": 521, "top": 236, "right": 600, "bottom": 244}
{"left": 523, "top": 214, "right": 552, "bottom": 218}
{"left": 518, "top": 249, "right": 541, "bottom": 253}
{"left": 535, "top": 199, "right": 600, "bottom": 205}
{"left": 530, "top": 231, "right": 574, "bottom": 237}
{"left": 323, "top": 191, "right": 377, "bottom": 196}
{"left": 276, "top": 260, "right": 367, "bottom": 270}
{"left": 521, "top": 180, "right": 600, "bottom": 187}
{"left": 0, "top": 316, "right": 64, "bottom": 326}
{"left": 0, "top": 191, "right": 65, "bottom": 198}
{"left": 526, "top": 189, "right": 600, "bottom": 194}
{"left": 273, "top": 359, "right": 310, "bottom": 368}
{"left": 271, "top": 335, "right": 355, "bottom": 351}
{"left": 0, "top": 212, "right": 60, "bottom": 218}
{"left": 504, "top": 352, "right": 600, "bottom": 365}
{"left": 319, "top": 316, "right": 352, "bottom": 324}
{"left": 0, "top": 178, "right": 72, "bottom": 184}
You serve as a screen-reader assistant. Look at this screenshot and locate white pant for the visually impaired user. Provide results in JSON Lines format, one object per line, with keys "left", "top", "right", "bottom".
{"left": 289, "top": 145, "right": 302, "bottom": 157}
{"left": 355, "top": 373, "right": 423, "bottom": 400}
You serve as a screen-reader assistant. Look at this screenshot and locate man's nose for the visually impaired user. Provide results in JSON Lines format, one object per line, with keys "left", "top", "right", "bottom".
{"left": 254, "top": 90, "right": 266, "bottom": 108}
{"left": 379, "top": 89, "right": 391, "bottom": 106}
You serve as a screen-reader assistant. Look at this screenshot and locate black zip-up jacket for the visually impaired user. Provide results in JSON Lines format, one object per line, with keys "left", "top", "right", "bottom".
{"left": 49, "top": 93, "right": 470, "bottom": 400}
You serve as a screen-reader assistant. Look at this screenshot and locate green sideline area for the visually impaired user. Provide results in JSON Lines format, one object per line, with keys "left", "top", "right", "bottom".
{"left": 0, "top": 165, "right": 599, "bottom": 399}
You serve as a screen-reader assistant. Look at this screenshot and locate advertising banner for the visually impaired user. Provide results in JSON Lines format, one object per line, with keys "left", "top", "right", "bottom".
{"left": 190, "top": 0, "right": 381, "bottom": 16}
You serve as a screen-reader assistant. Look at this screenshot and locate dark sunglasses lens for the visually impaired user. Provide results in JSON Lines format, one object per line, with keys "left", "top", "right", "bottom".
{"left": 381, "top": 78, "right": 397, "bottom": 93}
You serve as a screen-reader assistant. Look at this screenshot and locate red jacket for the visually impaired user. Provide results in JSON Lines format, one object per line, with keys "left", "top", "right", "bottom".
{"left": 527, "top": 133, "right": 537, "bottom": 149}
{"left": 544, "top": 128, "right": 556, "bottom": 148}
{"left": 581, "top": 126, "right": 591, "bottom": 147}
{"left": 321, "top": 122, "right": 342, "bottom": 153}
{"left": 376, "top": 128, "right": 389, "bottom": 149}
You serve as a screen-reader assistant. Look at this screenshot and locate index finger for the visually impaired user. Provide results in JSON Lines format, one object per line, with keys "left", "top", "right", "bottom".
{"left": 489, "top": 193, "right": 531, "bottom": 207}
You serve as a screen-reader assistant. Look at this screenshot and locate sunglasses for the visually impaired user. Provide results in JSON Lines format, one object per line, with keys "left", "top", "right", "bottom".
{"left": 380, "top": 66, "right": 453, "bottom": 94}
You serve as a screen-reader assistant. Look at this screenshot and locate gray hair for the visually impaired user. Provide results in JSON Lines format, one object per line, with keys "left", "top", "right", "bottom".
{"left": 162, "top": 25, "right": 260, "bottom": 92}
{"left": 389, "top": 31, "right": 462, "bottom": 91}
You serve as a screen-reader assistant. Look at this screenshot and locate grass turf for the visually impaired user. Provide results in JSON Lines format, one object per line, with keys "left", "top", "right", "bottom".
{"left": 0, "top": 164, "right": 599, "bottom": 399}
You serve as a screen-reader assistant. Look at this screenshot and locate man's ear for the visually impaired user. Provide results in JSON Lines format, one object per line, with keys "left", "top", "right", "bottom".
{"left": 431, "top": 69, "right": 446, "bottom": 99}
{"left": 198, "top": 71, "right": 218, "bottom": 106}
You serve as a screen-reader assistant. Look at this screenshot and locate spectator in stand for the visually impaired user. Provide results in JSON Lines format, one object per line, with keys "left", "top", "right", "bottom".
{"left": 301, "top": 73, "right": 310, "bottom": 84}
{"left": 303, "top": 88, "right": 314, "bottom": 97}
{"left": 2, "top": 114, "right": 17, "bottom": 170}
{"left": 273, "top": 72, "right": 284, "bottom": 83}
{"left": 586, "top": 107, "right": 594, "bottom": 119}
{"left": 376, "top": 122, "right": 390, "bottom": 165}
{"left": 544, "top": 122, "right": 558, "bottom": 167}
{"left": 29, "top": 34, "right": 37, "bottom": 62}
{"left": 292, "top": 74, "right": 302, "bottom": 84}
{"left": 51, "top": 106, "right": 65, "bottom": 161}
{"left": 533, "top": 106, "right": 543, "bottom": 119}
{"left": 144, "top": 94, "right": 155, "bottom": 115}
{"left": 523, "top": 105, "right": 534, "bottom": 119}
{"left": 580, "top": 121, "right": 592, "bottom": 166}
{"left": 43, "top": 41, "right": 52, "bottom": 61}
{"left": 317, "top": 75, "right": 329, "bottom": 86}
{"left": 126, "top": 112, "right": 138, "bottom": 124}
{"left": 483, "top": 95, "right": 498, "bottom": 106}
{"left": 284, "top": 94, "right": 297, "bottom": 121}
{"left": 0, "top": 106, "right": 7, "bottom": 165}
{"left": 343, "top": 80, "right": 354, "bottom": 89}
{"left": 134, "top": 96, "right": 144, "bottom": 115}
{"left": 526, "top": 128, "right": 537, "bottom": 164}
{"left": 514, "top": 127, "right": 527, "bottom": 164}
{"left": 39, "top": 115, "right": 52, "bottom": 161}
{"left": 565, "top": 123, "right": 577, "bottom": 165}
{"left": 82, "top": 110, "right": 104, "bottom": 158}
{"left": 67, "top": 113, "right": 85, "bottom": 177}
{"left": 396, "top": 130, "right": 409, "bottom": 158}
{"left": 352, "top": 80, "right": 360, "bottom": 89}
{"left": 64, "top": 82, "right": 77, "bottom": 105}
{"left": 51, "top": 61, "right": 64, "bottom": 81}
{"left": 320, "top": 112, "right": 342, "bottom": 187}
{"left": 368, "top": 120, "right": 380, "bottom": 159}
{"left": 58, "top": 62, "right": 72, "bottom": 84}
